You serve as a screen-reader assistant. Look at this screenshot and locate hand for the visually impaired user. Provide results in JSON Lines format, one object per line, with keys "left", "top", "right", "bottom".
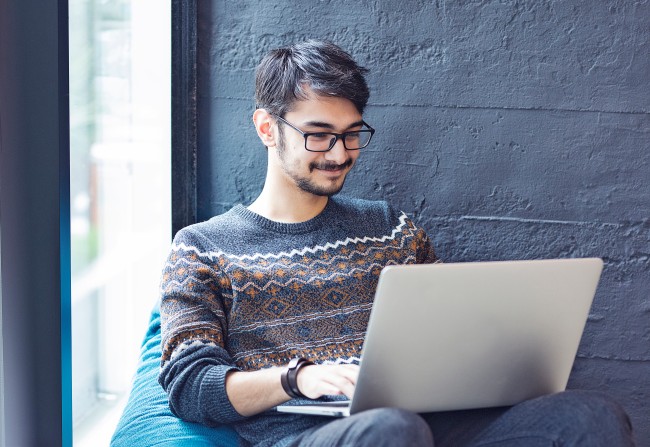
{"left": 295, "top": 364, "right": 360, "bottom": 399}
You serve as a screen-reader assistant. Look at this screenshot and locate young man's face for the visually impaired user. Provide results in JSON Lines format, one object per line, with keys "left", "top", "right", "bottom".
{"left": 273, "top": 91, "right": 363, "bottom": 197}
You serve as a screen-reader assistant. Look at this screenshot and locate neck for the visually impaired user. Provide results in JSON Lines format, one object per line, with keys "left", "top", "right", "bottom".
{"left": 248, "top": 181, "right": 329, "bottom": 224}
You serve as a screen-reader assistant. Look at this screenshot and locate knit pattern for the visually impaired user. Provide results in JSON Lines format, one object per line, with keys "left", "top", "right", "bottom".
{"left": 158, "top": 196, "right": 437, "bottom": 446}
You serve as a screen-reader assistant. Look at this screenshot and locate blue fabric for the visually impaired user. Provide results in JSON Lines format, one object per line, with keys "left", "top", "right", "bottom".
{"left": 110, "top": 304, "right": 240, "bottom": 447}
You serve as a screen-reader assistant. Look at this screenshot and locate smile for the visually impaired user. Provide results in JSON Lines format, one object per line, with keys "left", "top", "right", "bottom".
{"left": 310, "top": 160, "right": 353, "bottom": 174}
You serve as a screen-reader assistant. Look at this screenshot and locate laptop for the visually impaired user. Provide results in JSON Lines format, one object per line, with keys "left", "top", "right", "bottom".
{"left": 276, "top": 257, "right": 603, "bottom": 417}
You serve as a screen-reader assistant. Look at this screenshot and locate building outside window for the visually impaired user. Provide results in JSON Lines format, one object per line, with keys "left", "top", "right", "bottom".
{"left": 69, "top": 1, "right": 171, "bottom": 445}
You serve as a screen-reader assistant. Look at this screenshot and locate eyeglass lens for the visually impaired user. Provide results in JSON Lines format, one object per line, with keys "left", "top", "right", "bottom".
{"left": 306, "top": 131, "right": 373, "bottom": 152}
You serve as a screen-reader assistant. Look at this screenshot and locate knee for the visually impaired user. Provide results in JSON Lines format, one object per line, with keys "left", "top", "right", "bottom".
{"left": 356, "top": 408, "right": 433, "bottom": 446}
{"left": 557, "top": 390, "right": 631, "bottom": 427}
{"left": 543, "top": 390, "right": 634, "bottom": 444}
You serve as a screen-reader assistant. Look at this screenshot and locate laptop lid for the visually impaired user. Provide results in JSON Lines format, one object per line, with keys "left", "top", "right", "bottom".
{"left": 348, "top": 257, "right": 603, "bottom": 414}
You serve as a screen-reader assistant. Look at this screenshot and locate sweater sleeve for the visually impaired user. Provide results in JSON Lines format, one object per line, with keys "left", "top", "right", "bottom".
{"left": 157, "top": 227, "right": 246, "bottom": 425}
{"left": 414, "top": 226, "right": 439, "bottom": 264}
{"left": 385, "top": 202, "right": 439, "bottom": 265}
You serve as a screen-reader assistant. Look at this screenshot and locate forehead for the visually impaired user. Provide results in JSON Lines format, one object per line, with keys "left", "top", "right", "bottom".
{"left": 285, "top": 89, "right": 362, "bottom": 127}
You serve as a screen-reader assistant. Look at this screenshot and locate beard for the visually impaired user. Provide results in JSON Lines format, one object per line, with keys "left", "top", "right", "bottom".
{"left": 277, "top": 133, "right": 354, "bottom": 197}
{"left": 297, "top": 159, "right": 354, "bottom": 196}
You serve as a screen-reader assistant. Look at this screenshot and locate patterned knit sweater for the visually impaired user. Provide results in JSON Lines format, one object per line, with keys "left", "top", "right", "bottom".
{"left": 158, "top": 196, "right": 438, "bottom": 446}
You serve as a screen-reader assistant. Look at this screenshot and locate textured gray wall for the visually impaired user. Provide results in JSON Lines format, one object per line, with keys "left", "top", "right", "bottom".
{"left": 196, "top": 0, "right": 649, "bottom": 442}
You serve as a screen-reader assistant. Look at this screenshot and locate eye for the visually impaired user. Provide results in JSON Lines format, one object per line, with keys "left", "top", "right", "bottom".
{"left": 309, "top": 133, "right": 332, "bottom": 141}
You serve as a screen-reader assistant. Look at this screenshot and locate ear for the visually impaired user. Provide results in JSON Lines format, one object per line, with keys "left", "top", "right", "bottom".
{"left": 253, "top": 108, "right": 277, "bottom": 148}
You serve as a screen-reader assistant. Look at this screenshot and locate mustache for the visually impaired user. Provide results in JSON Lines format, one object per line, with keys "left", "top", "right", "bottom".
{"left": 309, "top": 158, "right": 354, "bottom": 172}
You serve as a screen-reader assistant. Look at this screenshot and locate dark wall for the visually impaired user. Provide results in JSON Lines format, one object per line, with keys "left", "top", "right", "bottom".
{"left": 0, "top": 1, "right": 69, "bottom": 446}
{"left": 196, "top": 1, "right": 649, "bottom": 442}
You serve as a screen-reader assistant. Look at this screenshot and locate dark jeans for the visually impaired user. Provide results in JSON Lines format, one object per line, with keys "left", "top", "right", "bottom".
{"left": 283, "top": 390, "right": 635, "bottom": 446}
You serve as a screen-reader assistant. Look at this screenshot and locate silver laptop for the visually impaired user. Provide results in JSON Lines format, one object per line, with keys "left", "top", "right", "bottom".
{"left": 276, "top": 258, "right": 603, "bottom": 417}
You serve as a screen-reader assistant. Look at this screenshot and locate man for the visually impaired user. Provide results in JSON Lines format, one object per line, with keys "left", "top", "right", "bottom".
{"left": 159, "top": 40, "right": 634, "bottom": 446}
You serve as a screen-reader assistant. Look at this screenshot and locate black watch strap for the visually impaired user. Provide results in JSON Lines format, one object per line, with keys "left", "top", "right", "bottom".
{"left": 281, "top": 357, "right": 314, "bottom": 399}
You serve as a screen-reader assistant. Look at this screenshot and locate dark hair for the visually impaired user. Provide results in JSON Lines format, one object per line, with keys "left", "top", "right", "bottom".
{"left": 255, "top": 40, "right": 370, "bottom": 117}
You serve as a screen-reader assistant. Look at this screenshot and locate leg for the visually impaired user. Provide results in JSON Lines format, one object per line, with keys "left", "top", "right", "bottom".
{"left": 421, "top": 406, "right": 511, "bottom": 447}
{"left": 284, "top": 408, "right": 434, "bottom": 447}
{"left": 470, "top": 390, "right": 635, "bottom": 446}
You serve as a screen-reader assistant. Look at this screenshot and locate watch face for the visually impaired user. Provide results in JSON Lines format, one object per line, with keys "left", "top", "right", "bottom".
{"left": 288, "top": 357, "right": 302, "bottom": 369}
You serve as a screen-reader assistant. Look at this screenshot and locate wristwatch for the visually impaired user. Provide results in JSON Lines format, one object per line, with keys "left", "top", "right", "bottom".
{"left": 281, "top": 357, "right": 314, "bottom": 399}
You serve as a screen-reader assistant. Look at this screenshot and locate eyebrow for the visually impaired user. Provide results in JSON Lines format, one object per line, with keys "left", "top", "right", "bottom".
{"left": 302, "top": 120, "right": 365, "bottom": 132}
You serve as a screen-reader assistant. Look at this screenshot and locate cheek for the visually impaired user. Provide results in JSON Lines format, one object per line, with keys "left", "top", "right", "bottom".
{"left": 284, "top": 149, "right": 316, "bottom": 172}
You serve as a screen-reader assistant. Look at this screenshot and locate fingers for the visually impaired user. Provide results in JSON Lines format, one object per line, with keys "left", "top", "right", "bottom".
{"left": 320, "top": 371, "right": 355, "bottom": 398}
{"left": 326, "top": 364, "right": 359, "bottom": 395}
{"left": 338, "top": 364, "right": 360, "bottom": 384}
{"left": 295, "top": 364, "right": 360, "bottom": 400}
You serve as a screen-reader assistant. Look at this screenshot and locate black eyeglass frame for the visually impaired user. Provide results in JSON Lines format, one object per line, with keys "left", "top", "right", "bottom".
{"left": 272, "top": 114, "right": 375, "bottom": 152}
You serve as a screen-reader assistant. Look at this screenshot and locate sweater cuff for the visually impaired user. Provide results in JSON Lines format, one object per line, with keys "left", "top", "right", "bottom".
{"left": 202, "top": 365, "right": 246, "bottom": 424}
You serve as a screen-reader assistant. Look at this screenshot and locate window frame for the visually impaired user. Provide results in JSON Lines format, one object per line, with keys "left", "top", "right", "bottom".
{"left": 171, "top": 0, "right": 199, "bottom": 236}
{"left": 0, "top": 1, "right": 70, "bottom": 446}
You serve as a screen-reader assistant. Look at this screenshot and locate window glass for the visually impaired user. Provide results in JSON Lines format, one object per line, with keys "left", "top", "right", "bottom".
{"left": 69, "top": 0, "right": 170, "bottom": 444}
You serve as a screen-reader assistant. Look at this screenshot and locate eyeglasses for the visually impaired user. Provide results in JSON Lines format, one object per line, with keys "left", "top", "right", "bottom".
{"left": 273, "top": 114, "right": 375, "bottom": 152}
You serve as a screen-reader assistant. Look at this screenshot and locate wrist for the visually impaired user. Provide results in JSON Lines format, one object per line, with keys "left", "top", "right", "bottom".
{"left": 280, "top": 357, "right": 314, "bottom": 399}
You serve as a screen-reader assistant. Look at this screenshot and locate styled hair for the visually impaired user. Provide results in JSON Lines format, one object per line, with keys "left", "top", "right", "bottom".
{"left": 255, "top": 40, "right": 370, "bottom": 117}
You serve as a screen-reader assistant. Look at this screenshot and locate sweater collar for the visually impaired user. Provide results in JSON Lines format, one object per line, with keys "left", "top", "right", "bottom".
{"left": 231, "top": 198, "right": 337, "bottom": 235}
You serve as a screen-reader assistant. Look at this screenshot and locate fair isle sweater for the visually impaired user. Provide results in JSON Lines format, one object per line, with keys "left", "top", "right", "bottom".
{"left": 158, "top": 196, "right": 438, "bottom": 446}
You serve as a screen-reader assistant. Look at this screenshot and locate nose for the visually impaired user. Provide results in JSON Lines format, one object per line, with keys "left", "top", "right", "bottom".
{"left": 324, "top": 137, "right": 348, "bottom": 164}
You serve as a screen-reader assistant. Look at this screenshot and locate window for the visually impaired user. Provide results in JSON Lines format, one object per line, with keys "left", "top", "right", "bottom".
{"left": 69, "top": 1, "right": 171, "bottom": 445}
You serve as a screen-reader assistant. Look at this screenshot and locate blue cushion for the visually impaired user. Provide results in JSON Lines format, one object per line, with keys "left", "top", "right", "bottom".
{"left": 110, "top": 304, "right": 240, "bottom": 447}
